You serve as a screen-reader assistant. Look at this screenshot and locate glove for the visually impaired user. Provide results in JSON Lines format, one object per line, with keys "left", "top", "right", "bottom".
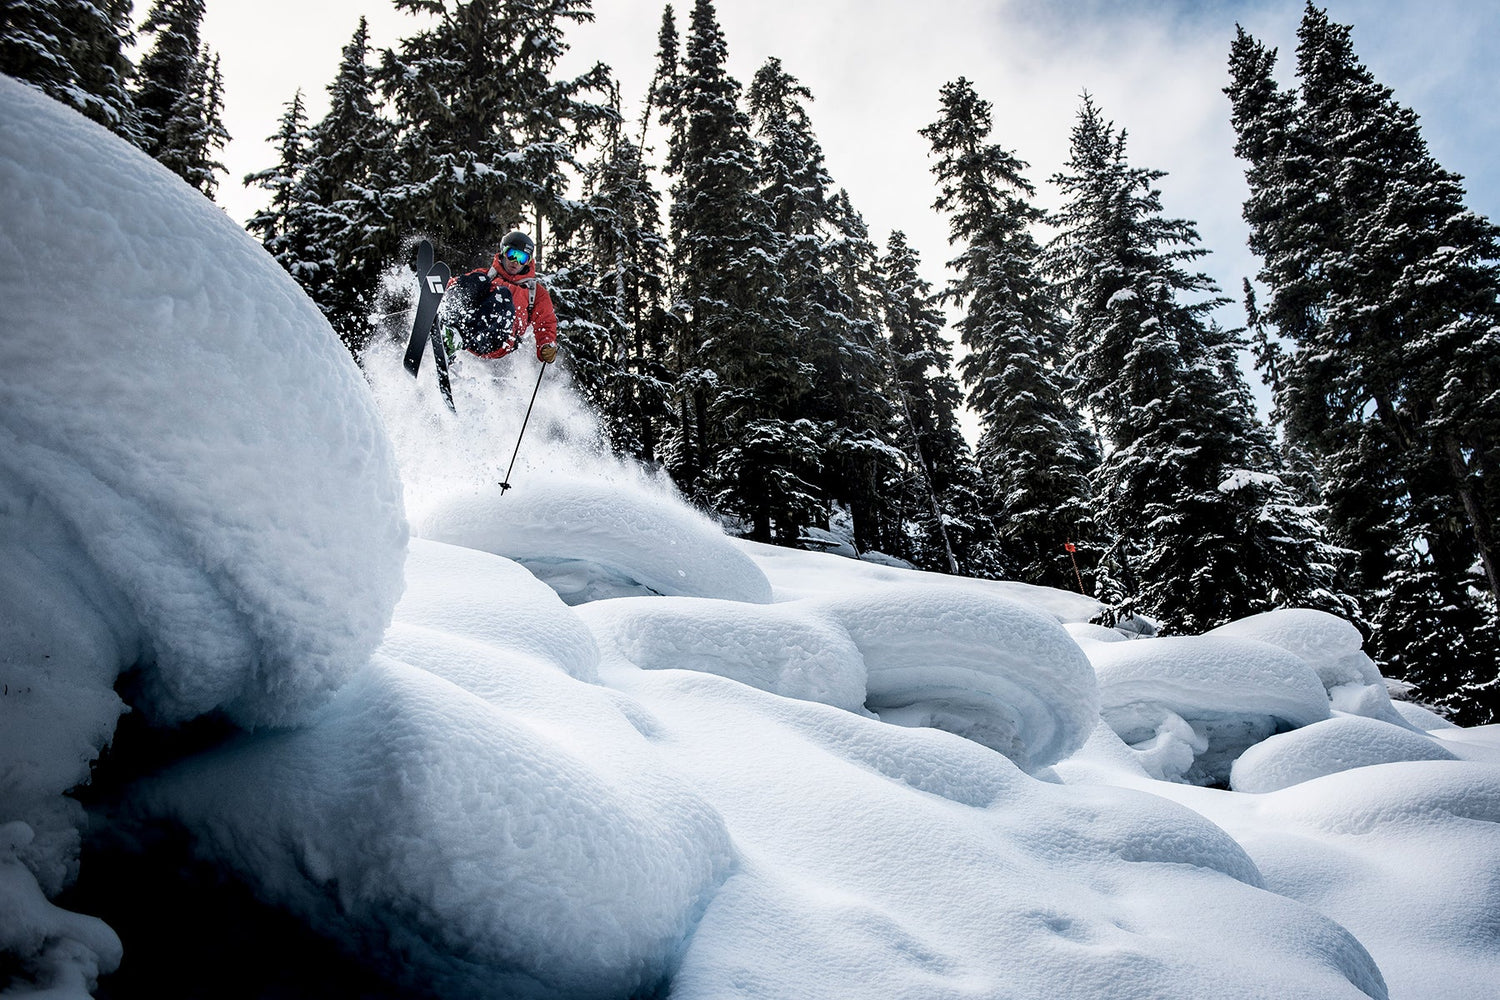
{"left": 538, "top": 342, "right": 558, "bottom": 364}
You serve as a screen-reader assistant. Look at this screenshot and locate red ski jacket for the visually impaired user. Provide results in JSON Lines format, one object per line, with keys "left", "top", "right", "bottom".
{"left": 450, "top": 252, "right": 558, "bottom": 361}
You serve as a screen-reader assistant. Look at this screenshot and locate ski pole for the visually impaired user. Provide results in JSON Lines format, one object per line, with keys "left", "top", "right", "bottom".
{"left": 499, "top": 362, "right": 547, "bottom": 494}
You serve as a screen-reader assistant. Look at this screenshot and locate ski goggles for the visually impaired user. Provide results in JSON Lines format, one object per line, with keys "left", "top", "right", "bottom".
{"left": 502, "top": 246, "right": 532, "bottom": 265}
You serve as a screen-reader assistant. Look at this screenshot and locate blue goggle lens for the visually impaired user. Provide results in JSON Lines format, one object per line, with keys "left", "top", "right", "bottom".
{"left": 504, "top": 247, "right": 531, "bottom": 265}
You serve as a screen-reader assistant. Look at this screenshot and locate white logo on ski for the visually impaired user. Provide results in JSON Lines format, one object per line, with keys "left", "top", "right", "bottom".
{"left": 426, "top": 274, "right": 446, "bottom": 294}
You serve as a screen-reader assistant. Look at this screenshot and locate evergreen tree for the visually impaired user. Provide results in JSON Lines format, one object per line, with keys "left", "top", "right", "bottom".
{"left": 661, "top": 0, "right": 813, "bottom": 542}
{"left": 549, "top": 80, "right": 673, "bottom": 461}
{"left": 922, "top": 77, "right": 1096, "bottom": 589}
{"left": 300, "top": 17, "right": 401, "bottom": 354}
{"left": 244, "top": 91, "right": 319, "bottom": 285}
{"left": 134, "top": 0, "right": 227, "bottom": 197}
{"left": 1050, "top": 95, "right": 1352, "bottom": 631}
{"left": 749, "top": 58, "right": 897, "bottom": 554}
{"left": 878, "top": 230, "right": 995, "bottom": 575}
{"left": 377, "top": 0, "right": 613, "bottom": 266}
{"left": 0, "top": 0, "right": 140, "bottom": 141}
{"left": 1227, "top": 5, "right": 1500, "bottom": 718}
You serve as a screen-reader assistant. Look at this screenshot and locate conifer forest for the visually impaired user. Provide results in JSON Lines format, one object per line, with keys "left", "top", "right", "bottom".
{"left": 4, "top": 0, "right": 1498, "bottom": 724}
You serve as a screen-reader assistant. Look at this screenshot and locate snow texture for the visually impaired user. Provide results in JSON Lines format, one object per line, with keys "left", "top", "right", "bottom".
{"left": 133, "top": 656, "right": 734, "bottom": 1000}
{"left": 1086, "top": 634, "right": 1332, "bottom": 785}
{"left": 577, "top": 596, "right": 870, "bottom": 712}
{"left": 0, "top": 77, "right": 404, "bottom": 993}
{"left": 417, "top": 478, "right": 773, "bottom": 606}
{"left": 1208, "top": 609, "right": 1407, "bottom": 724}
{"left": 0, "top": 822, "right": 121, "bottom": 998}
{"left": 814, "top": 584, "right": 1099, "bottom": 770}
{"left": 1230, "top": 715, "right": 1459, "bottom": 792}
{"left": 0, "top": 75, "right": 406, "bottom": 735}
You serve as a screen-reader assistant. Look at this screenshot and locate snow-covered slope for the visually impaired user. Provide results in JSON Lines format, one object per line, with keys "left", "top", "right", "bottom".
{"left": 4, "top": 77, "right": 1498, "bottom": 1000}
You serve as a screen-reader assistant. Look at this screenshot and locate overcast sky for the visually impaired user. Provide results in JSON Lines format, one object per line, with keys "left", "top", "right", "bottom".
{"left": 201, "top": 0, "right": 1500, "bottom": 358}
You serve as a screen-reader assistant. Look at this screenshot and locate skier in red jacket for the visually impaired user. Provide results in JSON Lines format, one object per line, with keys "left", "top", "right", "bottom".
{"left": 442, "top": 229, "right": 559, "bottom": 364}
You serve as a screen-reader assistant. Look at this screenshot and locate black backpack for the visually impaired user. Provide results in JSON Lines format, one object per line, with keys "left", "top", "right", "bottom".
{"left": 441, "top": 271, "right": 517, "bottom": 356}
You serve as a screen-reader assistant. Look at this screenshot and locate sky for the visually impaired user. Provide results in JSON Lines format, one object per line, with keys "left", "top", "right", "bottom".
{"left": 196, "top": 0, "right": 1499, "bottom": 426}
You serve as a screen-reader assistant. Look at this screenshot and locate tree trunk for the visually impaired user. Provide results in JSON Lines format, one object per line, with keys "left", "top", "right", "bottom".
{"left": 1446, "top": 435, "right": 1500, "bottom": 603}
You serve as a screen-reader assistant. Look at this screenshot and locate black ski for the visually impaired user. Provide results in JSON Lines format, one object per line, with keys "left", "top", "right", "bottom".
{"left": 404, "top": 244, "right": 448, "bottom": 376}
{"left": 430, "top": 316, "right": 456, "bottom": 413}
{"left": 415, "top": 239, "right": 433, "bottom": 285}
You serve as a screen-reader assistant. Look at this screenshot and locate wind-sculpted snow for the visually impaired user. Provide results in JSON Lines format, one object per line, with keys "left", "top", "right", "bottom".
{"left": 1208, "top": 609, "right": 1406, "bottom": 725}
{"left": 1171, "top": 762, "right": 1500, "bottom": 1000}
{"left": 739, "top": 536, "right": 1102, "bottom": 621}
{"left": 417, "top": 478, "right": 773, "bottom": 605}
{"left": 1230, "top": 716, "right": 1459, "bottom": 792}
{"left": 813, "top": 584, "right": 1100, "bottom": 770}
{"left": 392, "top": 538, "right": 601, "bottom": 682}
{"left": 133, "top": 656, "right": 734, "bottom": 1000}
{"left": 0, "top": 77, "right": 406, "bottom": 732}
{"left": 578, "top": 583, "right": 1098, "bottom": 771}
{"left": 0, "top": 79, "right": 404, "bottom": 994}
{"left": 606, "top": 667, "right": 1386, "bottom": 1000}
{"left": 577, "top": 597, "right": 870, "bottom": 712}
{"left": 1084, "top": 634, "right": 1331, "bottom": 785}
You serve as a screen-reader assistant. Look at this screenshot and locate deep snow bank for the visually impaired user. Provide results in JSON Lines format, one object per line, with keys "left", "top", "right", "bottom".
{"left": 0, "top": 76, "right": 405, "bottom": 731}
{"left": 577, "top": 582, "right": 1099, "bottom": 772}
{"left": 1083, "top": 633, "right": 1331, "bottom": 785}
{"left": 133, "top": 655, "right": 734, "bottom": 1000}
{"left": 120, "top": 536, "right": 738, "bottom": 1000}
{"left": 1207, "top": 610, "right": 1407, "bottom": 725}
{"left": 0, "top": 77, "right": 405, "bottom": 994}
{"left": 1230, "top": 716, "right": 1459, "bottom": 792}
{"left": 419, "top": 478, "right": 773, "bottom": 605}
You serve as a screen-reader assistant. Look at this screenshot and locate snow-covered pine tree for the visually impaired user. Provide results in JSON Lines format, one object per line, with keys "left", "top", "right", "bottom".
{"left": 548, "top": 79, "right": 674, "bottom": 462}
{"left": 0, "top": 0, "right": 140, "bottom": 141}
{"left": 748, "top": 58, "right": 898, "bottom": 555}
{"left": 922, "top": 77, "right": 1096, "bottom": 590}
{"left": 298, "top": 17, "right": 400, "bottom": 354}
{"left": 377, "top": 0, "right": 613, "bottom": 267}
{"left": 1228, "top": 6, "right": 1500, "bottom": 719}
{"left": 134, "top": 0, "right": 227, "bottom": 197}
{"left": 1050, "top": 95, "right": 1351, "bottom": 632}
{"left": 877, "top": 230, "right": 996, "bottom": 576}
{"left": 661, "top": 0, "right": 814, "bottom": 542}
{"left": 243, "top": 91, "right": 320, "bottom": 287}
{"left": 820, "top": 192, "right": 915, "bottom": 558}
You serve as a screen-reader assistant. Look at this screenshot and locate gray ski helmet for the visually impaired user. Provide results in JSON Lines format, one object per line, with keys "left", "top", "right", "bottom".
{"left": 500, "top": 230, "right": 535, "bottom": 257}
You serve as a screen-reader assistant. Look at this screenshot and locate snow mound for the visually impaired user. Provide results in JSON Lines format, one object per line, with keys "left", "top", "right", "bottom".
{"left": 578, "top": 596, "right": 868, "bottom": 712}
{"left": 1065, "top": 621, "right": 1133, "bottom": 643}
{"left": 0, "top": 821, "right": 122, "bottom": 998}
{"left": 391, "top": 538, "right": 600, "bottom": 682}
{"left": 0, "top": 76, "right": 406, "bottom": 731}
{"left": 1391, "top": 698, "right": 1460, "bottom": 730}
{"left": 1230, "top": 716, "right": 1459, "bottom": 792}
{"left": 813, "top": 584, "right": 1100, "bottom": 770}
{"left": 417, "top": 478, "right": 773, "bottom": 605}
{"left": 1087, "top": 635, "right": 1331, "bottom": 785}
{"left": 617, "top": 667, "right": 1386, "bottom": 1000}
{"left": 738, "top": 537, "right": 1102, "bottom": 621}
{"left": 1208, "top": 609, "right": 1404, "bottom": 724}
{"left": 1241, "top": 762, "right": 1500, "bottom": 999}
{"left": 133, "top": 656, "right": 734, "bottom": 1000}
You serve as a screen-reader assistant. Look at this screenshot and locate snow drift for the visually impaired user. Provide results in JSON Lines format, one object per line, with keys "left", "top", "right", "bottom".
{"left": 0, "top": 75, "right": 405, "bottom": 733}
{"left": 0, "top": 75, "right": 405, "bottom": 993}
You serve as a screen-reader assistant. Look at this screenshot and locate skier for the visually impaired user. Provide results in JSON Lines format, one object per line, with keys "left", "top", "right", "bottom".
{"left": 441, "top": 229, "right": 559, "bottom": 366}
